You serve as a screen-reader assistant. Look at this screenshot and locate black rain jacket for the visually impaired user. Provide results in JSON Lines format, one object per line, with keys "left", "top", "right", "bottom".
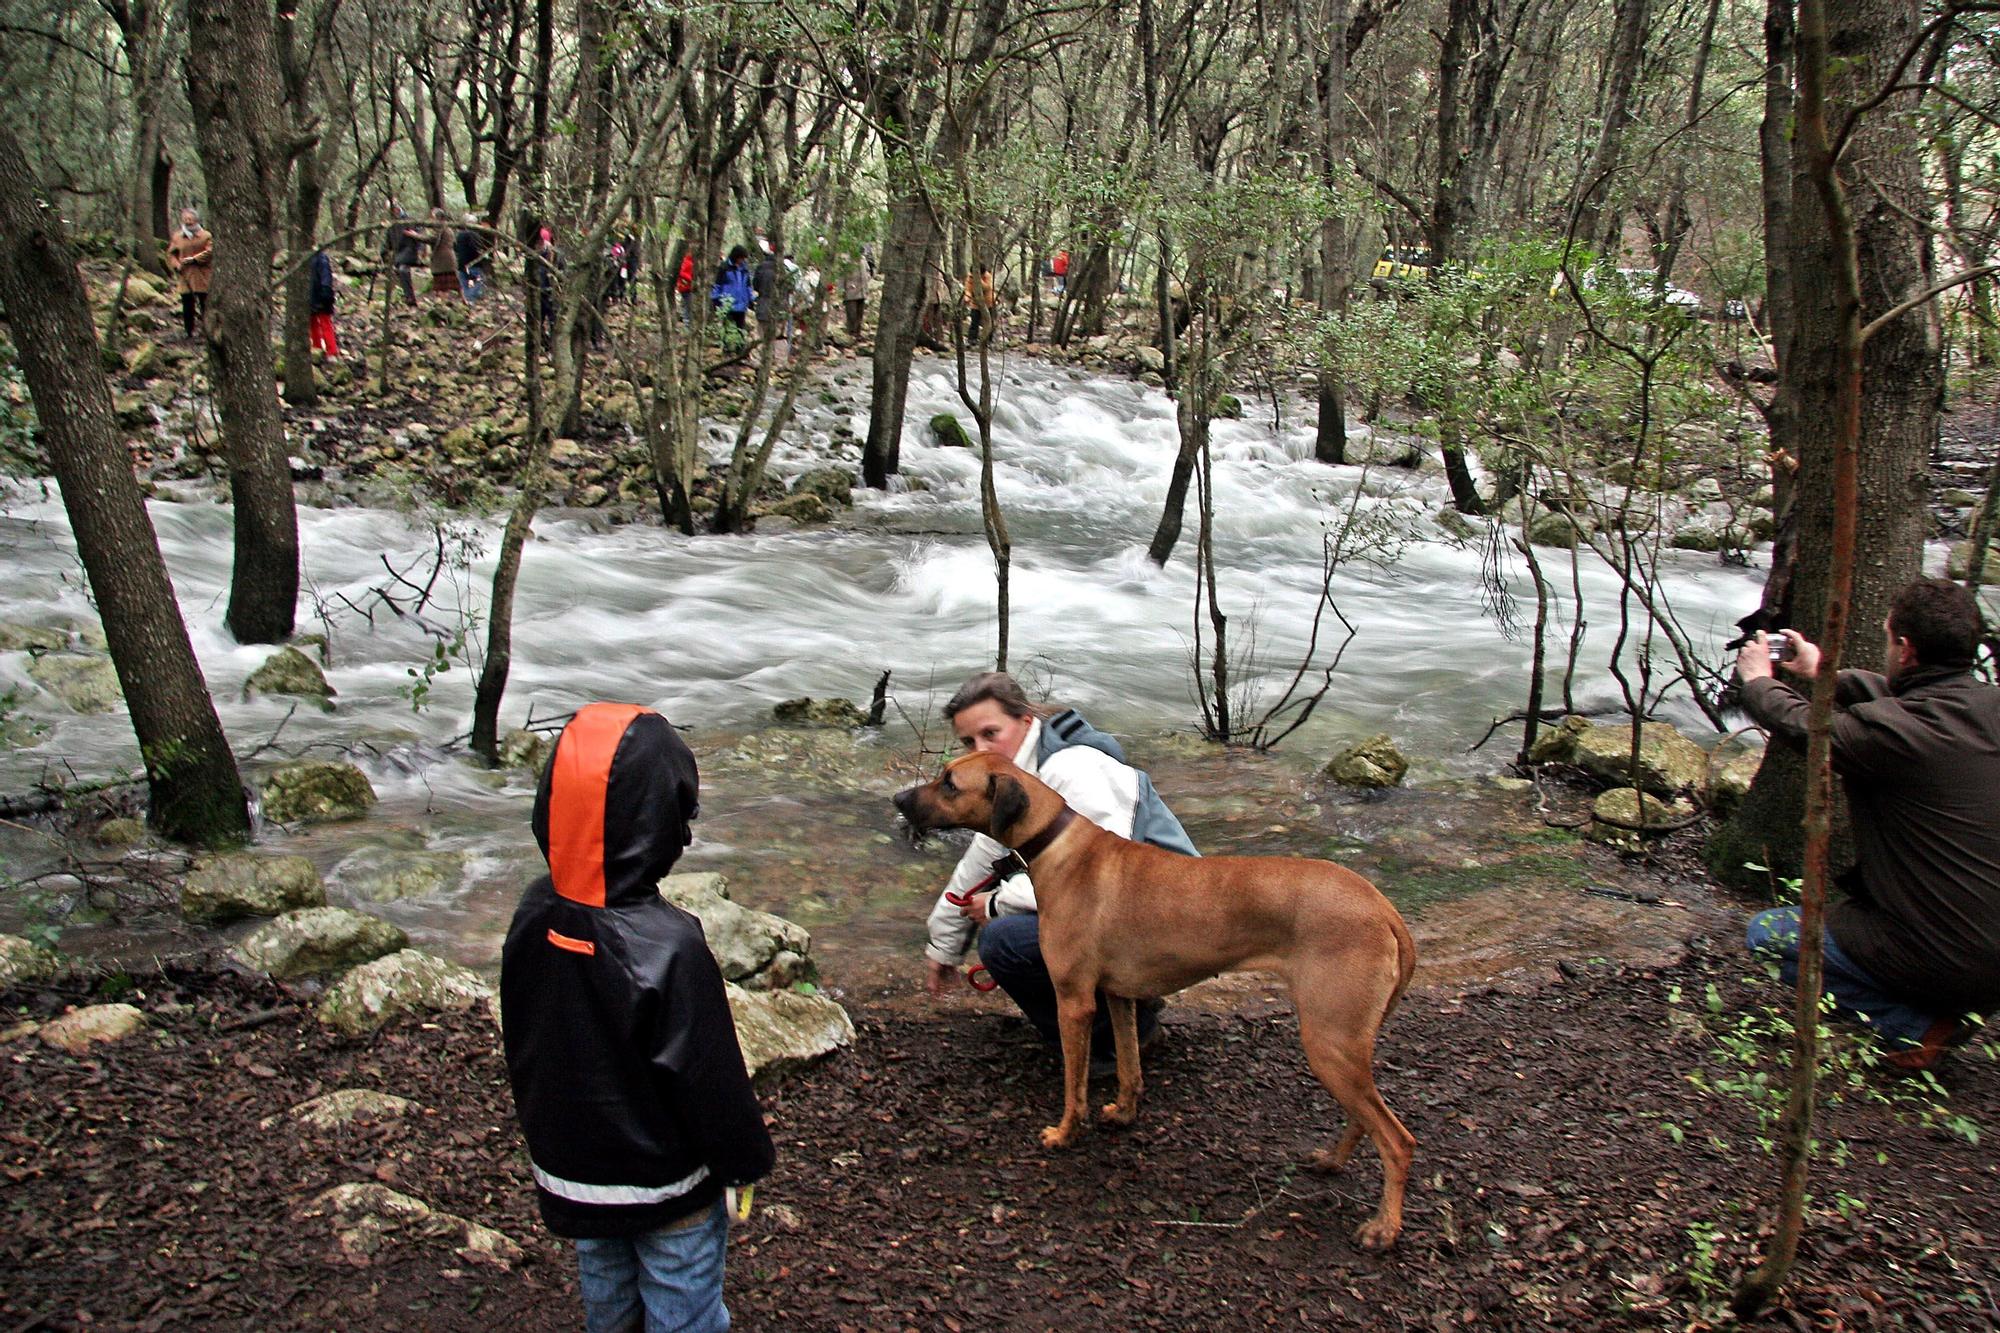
{"left": 500, "top": 704, "right": 775, "bottom": 1238}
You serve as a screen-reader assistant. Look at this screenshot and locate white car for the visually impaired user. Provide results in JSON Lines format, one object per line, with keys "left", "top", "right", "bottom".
{"left": 1554, "top": 267, "right": 1702, "bottom": 313}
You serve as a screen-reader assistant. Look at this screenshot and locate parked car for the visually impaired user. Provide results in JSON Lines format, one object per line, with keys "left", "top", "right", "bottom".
{"left": 1370, "top": 246, "right": 1432, "bottom": 288}
{"left": 1553, "top": 266, "right": 1702, "bottom": 313}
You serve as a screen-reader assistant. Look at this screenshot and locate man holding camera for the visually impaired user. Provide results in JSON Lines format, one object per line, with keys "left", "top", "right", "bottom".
{"left": 1735, "top": 577, "right": 2000, "bottom": 1071}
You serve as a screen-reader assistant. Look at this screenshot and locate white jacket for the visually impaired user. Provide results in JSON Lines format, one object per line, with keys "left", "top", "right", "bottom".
{"left": 923, "top": 718, "right": 1141, "bottom": 966}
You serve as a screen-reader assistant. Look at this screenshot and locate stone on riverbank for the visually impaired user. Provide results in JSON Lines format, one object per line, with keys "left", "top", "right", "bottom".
{"left": 317, "top": 949, "right": 494, "bottom": 1036}
{"left": 25, "top": 653, "right": 123, "bottom": 713}
{"left": 0, "top": 933, "right": 61, "bottom": 988}
{"left": 1324, "top": 733, "right": 1409, "bottom": 789}
{"left": 1706, "top": 749, "right": 1762, "bottom": 816}
{"left": 773, "top": 696, "right": 867, "bottom": 729}
{"left": 1526, "top": 510, "right": 1580, "bottom": 549}
{"left": 260, "top": 760, "right": 377, "bottom": 824}
{"left": 263, "top": 1088, "right": 418, "bottom": 1132}
{"left": 243, "top": 646, "right": 336, "bottom": 710}
{"left": 660, "top": 872, "right": 815, "bottom": 989}
{"left": 38, "top": 1003, "right": 146, "bottom": 1054}
{"left": 1587, "top": 787, "right": 1697, "bottom": 844}
{"left": 1530, "top": 715, "right": 1706, "bottom": 799}
{"left": 727, "top": 983, "right": 854, "bottom": 1083}
{"left": 761, "top": 492, "right": 831, "bottom": 525}
{"left": 182, "top": 853, "right": 326, "bottom": 926}
{"left": 1945, "top": 538, "right": 1998, "bottom": 580}
{"left": 297, "top": 1182, "right": 522, "bottom": 1268}
{"left": 233, "top": 907, "right": 408, "bottom": 979}
{"left": 0, "top": 622, "right": 68, "bottom": 652}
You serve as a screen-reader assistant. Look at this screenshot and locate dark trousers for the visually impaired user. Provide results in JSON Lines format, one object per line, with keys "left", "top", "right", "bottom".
{"left": 844, "top": 297, "right": 865, "bottom": 340}
{"left": 978, "top": 913, "right": 1160, "bottom": 1052}
{"left": 394, "top": 263, "right": 417, "bottom": 306}
{"left": 179, "top": 291, "right": 207, "bottom": 337}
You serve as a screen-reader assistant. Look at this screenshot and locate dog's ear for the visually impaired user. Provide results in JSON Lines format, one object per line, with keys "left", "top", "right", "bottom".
{"left": 986, "top": 773, "right": 1030, "bottom": 843}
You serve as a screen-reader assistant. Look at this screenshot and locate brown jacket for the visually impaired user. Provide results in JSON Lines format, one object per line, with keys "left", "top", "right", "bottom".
{"left": 167, "top": 227, "right": 213, "bottom": 295}
{"left": 1744, "top": 666, "right": 2000, "bottom": 1012}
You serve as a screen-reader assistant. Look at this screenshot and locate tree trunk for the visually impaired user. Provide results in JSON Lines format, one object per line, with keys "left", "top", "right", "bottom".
{"left": 1710, "top": 0, "right": 1936, "bottom": 890}
{"left": 0, "top": 129, "right": 251, "bottom": 847}
{"left": 185, "top": 0, "right": 301, "bottom": 645}
{"left": 1313, "top": 0, "right": 1351, "bottom": 466}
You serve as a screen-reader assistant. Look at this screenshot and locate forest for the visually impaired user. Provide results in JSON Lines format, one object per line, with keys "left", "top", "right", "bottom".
{"left": 1, "top": 0, "right": 1999, "bottom": 1326}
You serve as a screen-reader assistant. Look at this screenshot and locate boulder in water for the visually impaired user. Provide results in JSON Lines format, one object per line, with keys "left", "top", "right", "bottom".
{"left": 26, "top": 653, "right": 122, "bottom": 714}
{"left": 773, "top": 697, "right": 867, "bottom": 729}
{"left": 0, "top": 622, "right": 67, "bottom": 651}
{"left": 790, "top": 467, "right": 854, "bottom": 507}
{"left": 1324, "top": 733, "right": 1409, "bottom": 789}
{"left": 260, "top": 760, "right": 377, "bottom": 824}
{"left": 761, "top": 492, "right": 831, "bottom": 525}
{"left": 342, "top": 850, "right": 465, "bottom": 904}
{"left": 929, "top": 412, "right": 973, "bottom": 449}
{"left": 497, "top": 728, "right": 553, "bottom": 774}
{"left": 243, "top": 646, "right": 336, "bottom": 710}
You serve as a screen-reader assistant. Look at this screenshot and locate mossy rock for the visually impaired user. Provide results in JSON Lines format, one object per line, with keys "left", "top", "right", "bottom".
{"left": 182, "top": 853, "right": 326, "bottom": 926}
{"left": 761, "top": 493, "right": 830, "bottom": 525}
{"left": 790, "top": 467, "right": 854, "bottom": 507}
{"left": 1570, "top": 719, "right": 1708, "bottom": 798}
{"left": 316, "top": 948, "right": 494, "bottom": 1036}
{"left": 497, "top": 728, "right": 553, "bottom": 774}
{"left": 928, "top": 412, "right": 973, "bottom": 449}
{"left": 1586, "top": 787, "right": 1697, "bottom": 843}
{"left": 26, "top": 653, "right": 122, "bottom": 713}
{"left": 0, "top": 933, "right": 62, "bottom": 988}
{"left": 1213, "top": 393, "right": 1244, "bottom": 420}
{"left": 0, "top": 623, "right": 67, "bottom": 652}
{"left": 124, "top": 340, "right": 164, "bottom": 379}
{"left": 1526, "top": 510, "right": 1580, "bottom": 549}
{"left": 772, "top": 696, "right": 867, "bottom": 729}
{"left": 1323, "top": 733, "right": 1409, "bottom": 789}
{"left": 233, "top": 906, "right": 409, "bottom": 979}
{"left": 243, "top": 646, "right": 336, "bottom": 710}
{"left": 260, "top": 760, "right": 378, "bottom": 825}
{"left": 341, "top": 850, "right": 466, "bottom": 904}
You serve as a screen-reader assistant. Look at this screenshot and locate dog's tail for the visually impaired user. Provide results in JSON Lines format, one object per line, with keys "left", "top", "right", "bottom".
{"left": 1377, "top": 911, "right": 1418, "bottom": 1027}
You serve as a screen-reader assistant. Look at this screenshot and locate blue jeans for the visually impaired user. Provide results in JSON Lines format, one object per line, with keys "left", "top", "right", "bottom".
{"left": 1745, "top": 907, "right": 1943, "bottom": 1049}
{"left": 978, "top": 913, "right": 1160, "bottom": 1051}
{"left": 574, "top": 1199, "right": 730, "bottom": 1333}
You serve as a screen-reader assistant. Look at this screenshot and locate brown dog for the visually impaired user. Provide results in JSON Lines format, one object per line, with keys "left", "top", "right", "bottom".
{"left": 894, "top": 751, "right": 1417, "bottom": 1251}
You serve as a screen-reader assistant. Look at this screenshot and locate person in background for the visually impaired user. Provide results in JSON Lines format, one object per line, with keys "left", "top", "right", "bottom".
{"left": 710, "top": 244, "right": 754, "bottom": 348}
{"left": 676, "top": 250, "right": 697, "bottom": 327}
{"left": 428, "top": 207, "right": 459, "bottom": 298}
{"left": 841, "top": 243, "right": 872, "bottom": 343}
{"left": 166, "top": 207, "right": 212, "bottom": 339}
{"left": 964, "top": 265, "right": 996, "bottom": 344}
{"left": 1051, "top": 248, "right": 1069, "bottom": 295}
{"left": 532, "top": 225, "right": 560, "bottom": 345}
{"left": 1737, "top": 578, "right": 2000, "bottom": 1072}
{"left": 455, "top": 215, "right": 486, "bottom": 303}
{"left": 382, "top": 206, "right": 422, "bottom": 306}
{"left": 502, "top": 703, "right": 774, "bottom": 1333}
{"left": 307, "top": 247, "right": 339, "bottom": 360}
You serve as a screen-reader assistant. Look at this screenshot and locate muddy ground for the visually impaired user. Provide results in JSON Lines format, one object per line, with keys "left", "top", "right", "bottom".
{"left": 5, "top": 924, "right": 1996, "bottom": 1332}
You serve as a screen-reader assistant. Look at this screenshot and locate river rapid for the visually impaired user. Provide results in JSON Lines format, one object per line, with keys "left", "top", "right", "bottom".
{"left": 0, "top": 354, "right": 1767, "bottom": 983}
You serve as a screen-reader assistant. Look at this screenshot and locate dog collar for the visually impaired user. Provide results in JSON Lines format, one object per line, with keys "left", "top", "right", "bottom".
{"left": 1014, "top": 806, "right": 1077, "bottom": 862}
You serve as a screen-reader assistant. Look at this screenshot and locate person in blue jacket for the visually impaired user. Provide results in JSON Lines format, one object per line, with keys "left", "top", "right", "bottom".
{"left": 710, "top": 245, "right": 754, "bottom": 347}
{"left": 502, "top": 703, "right": 774, "bottom": 1333}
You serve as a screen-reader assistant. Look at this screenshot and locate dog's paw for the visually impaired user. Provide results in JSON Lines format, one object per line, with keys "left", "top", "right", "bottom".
{"left": 1039, "top": 1124, "right": 1074, "bottom": 1150}
{"left": 1353, "top": 1216, "right": 1401, "bottom": 1252}
{"left": 1304, "top": 1147, "right": 1349, "bottom": 1174}
{"left": 1099, "top": 1100, "right": 1136, "bottom": 1126}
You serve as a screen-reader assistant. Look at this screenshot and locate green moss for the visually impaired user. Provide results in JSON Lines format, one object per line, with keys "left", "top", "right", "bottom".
{"left": 1373, "top": 847, "right": 1593, "bottom": 912}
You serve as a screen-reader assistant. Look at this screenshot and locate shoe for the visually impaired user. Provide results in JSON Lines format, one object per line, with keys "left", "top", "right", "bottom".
{"left": 1088, "top": 1006, "right": 1168, "bottom": 1077}
{"left": 1882, "top": 1017, "right": 1975, "bottom": 1073}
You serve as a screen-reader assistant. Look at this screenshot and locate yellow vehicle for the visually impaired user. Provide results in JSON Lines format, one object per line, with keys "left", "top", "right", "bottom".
{"left": 1370, "top": 246, "right": 1432, "bottom": 285}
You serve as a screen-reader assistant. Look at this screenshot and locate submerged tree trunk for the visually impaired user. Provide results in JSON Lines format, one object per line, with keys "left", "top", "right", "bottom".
{"left": 0, "top": 129, "right": 251, "bottom": 847}
{"left": 185, "top": 0, "right": 301, "bottom": 645}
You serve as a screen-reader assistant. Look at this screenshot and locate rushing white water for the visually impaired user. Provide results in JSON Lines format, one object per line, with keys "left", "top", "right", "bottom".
{"left": 0, "top": 355, "right": 1768, "bottom": 964}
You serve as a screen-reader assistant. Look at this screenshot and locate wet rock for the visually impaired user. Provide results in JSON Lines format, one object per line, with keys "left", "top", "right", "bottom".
{"left": 182, "top": 852, "right": 326, "bottom": 926}
{"left": 790, "top": 467, "right": 854, "bottom": 507}
{"left": 1135, "top": 345, "right": 1166, "bottom": 374}
{"left": 929, "top": 412, "right": 973, "bottom": 449}
{"left": 497, "top": 728, "right": 552, "bottom": 773}
{"left": 342, "top": 850, "right": 466, "bottom": 904}
{"left": 26, "top": 653, "right": 123, "bottom": 713}
{"left": 243, "top": 646, "right": 336, "bottom": 710}
{"left": 1435, "top": 506, "right": 1478, "bottom": 541}
{"left": 1324, "top": 733, "right": 1409, "bottom": 789}
{"left": 1526, "top": 510, "right": 1580, "bottom": 549}
{"left": 263, "top": 1088, "right": 418, "bottom": 1133}
{"left": 1946, "top": 538, "right": 1998, "bottom": 581}
{"left": 38, "top": 1003, "right": 146, "bottom": 1054}
{"left": 113, "top": 392, "right": 153, "bottom": 430}
{"left": 232, "top": 906, "right": 409, "bottom": 979}
{"left": 1586, "top": 787, "right": 1697, "bottom": 843}
{"left": 91, "top": 817, "right": 147, "bottom": 847}
{"left": 0, "top": 623, "right": 67, "bottom": 651}
{"left": 1569, "top": 719, "right": 1708, "bottom": 798}
{"left": 550, "top": 437, "right": 585, "bottom": 465}
{"left": 317, "top": 948, "right": 494, "bottom": 1036}
{"left": 297, "top": 1182, "right": 522, "bottom": 1268}
{"left": 574, "top": 483, "right": 610, "bottom": 508}
{"left": 660, "top": 872, "right": 815, "bottom": 988}
{"left": 1213, "top": 393, "right": 1244, "bottom": 420}
{"left": 440, "top": 426, "right": 480, "bottom": 461}
{"left": 1526, "top": 714, "right": 1590, "bottom": 765}
{"left": 1707, "top": 749, "right": 1763, "bottom": 816}
{"left": 726, "top": 983, "right": 854, "bottom": 1083}
{"left": 761, "top": 492, "right": 830, "bottom": 525}
{"left": 260, "top": 759, "right": 378, "bottom": 824}
{"left": 773, "top": 696, "right": 867, "bottom": 729}
{"left": 0, "top": 934, "right": 61, "bottom": 988}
